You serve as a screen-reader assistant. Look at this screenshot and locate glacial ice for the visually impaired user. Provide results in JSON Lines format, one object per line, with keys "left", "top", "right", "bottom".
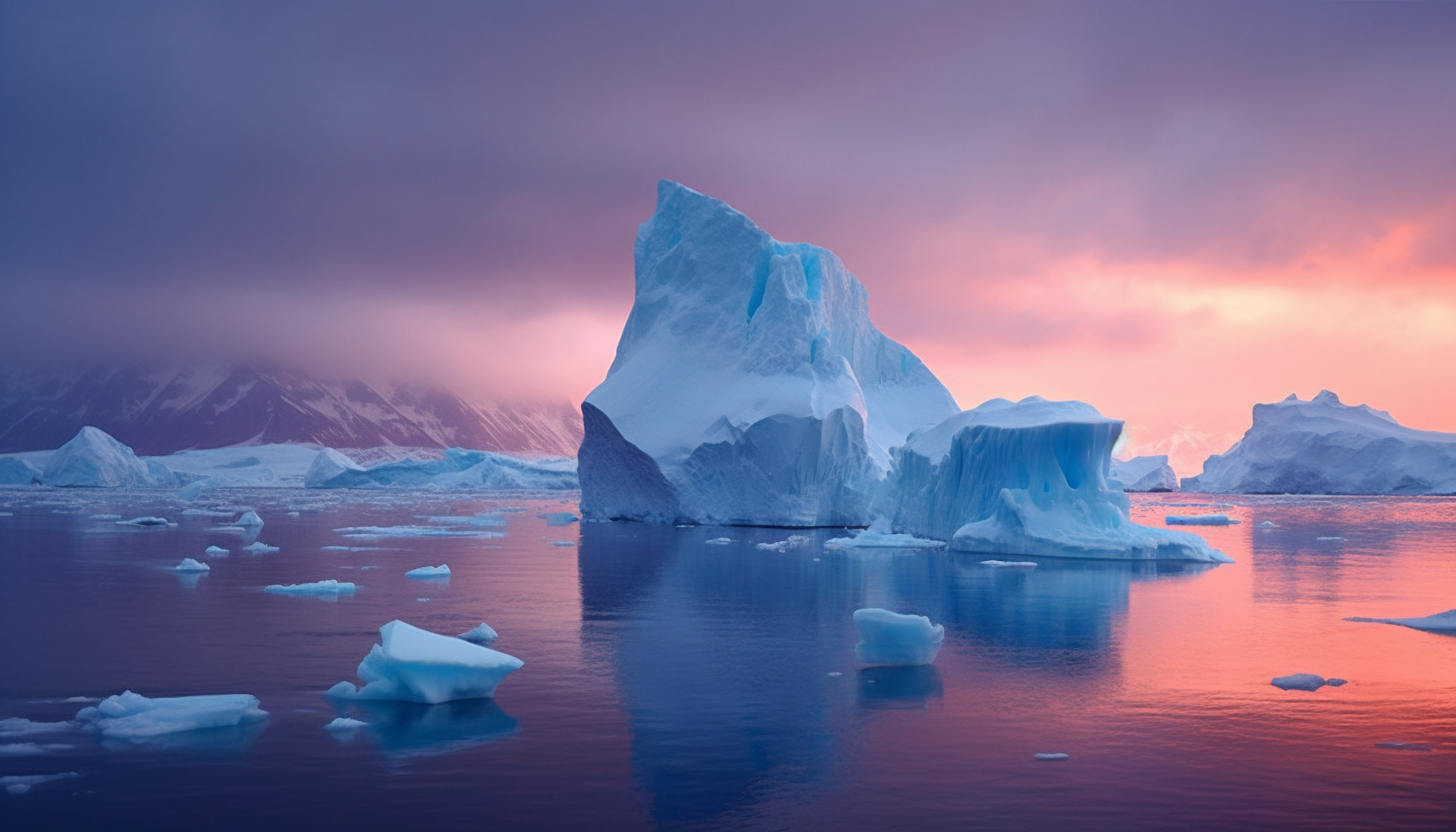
{"left": 42, "top": 426, "right": 177, "bottom": 488}
{"left": 459, "top": 623, "right": 500, "bottom": 645}
{"left": 824, "top": 518, "right": 946, "bottom": 549}
{"left": 75, "top": 691, "right": 268, "bottom": 738}
{"left": 1184, "top": 390, "right": 1456, "bottom": 494}
{"left": 1165, "top": 515, "right": 1240, "bottom": 526}
{"left": 578, "top": 180, "right": 960, "bottom": 527}
{"left": 883, "top": 397, "right": 1232, "bottom": 562}
{"left": 853, "top": 608, "right": 945, "bottom": 666}
{"left": 173, "top": 558, "right": 210, "bottom": 573}
{"left": 981, "top": 560, "right": 1038, "bottom": 567}
{"left": 405, "top": 565, "right": 451, "bottom": 579}
{"left": 2, "top": 772, "right": 79, "bottom": 794}
{"left": 305, "top": 447, "right": 578, "bottom": 490}
{"left": 118, "top": 516, "right": 171, "bottom": 527}
{"left": 0, "top": 456, "right": 42, "bottom": 486}
{"left": 265, "top": 580, "right": 356, "bottom": 597}
{"left": 1109, "top": 455, "right": 1179, "bottom": 492}
{"left": 1034, "top": 753, "right": 1071, "bottom": 761}
{"left": 326, "top": 620, "right": 524, "bottom": 704}
{"left": 1347, "top": 609, "right": 1456, "bottom": 633}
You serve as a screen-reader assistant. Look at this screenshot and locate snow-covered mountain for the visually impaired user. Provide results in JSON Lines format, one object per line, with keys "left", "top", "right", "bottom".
{"left": 0, "top": 363, "right": 582, "bottom": 456}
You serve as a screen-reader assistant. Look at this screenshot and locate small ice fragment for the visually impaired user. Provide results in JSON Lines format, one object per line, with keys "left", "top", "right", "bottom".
{"left": 324, "top": 717, "right": 367, "bottom": 731}
{"left": 173, "top": 558, "right": 210, "bottom": 573}
{"left": 1165, "top": 515, "right": 1240, "bottom": 526}
{"left": 74, "top": 691, "right": 267, "bottom": 738}
{"left": 204, "top": 545, "right": 229, "bottom": 556}
{"left": 537, "top": 512, "right": 579, "bottom": 526}
{"left": 1258, "top": 520, "right": 1278, "bottom": 528}
{"left": 1316, "top": 536, "right": 1345, "bottom": 542}
{"left": 264, "top": 580, "right": 356, "bottom": 597}
{"left": 853, "top": 608, "right": 945, "bottom": 666}
{"left": 459, "top": 623, "right": 499, "bottom": 645}
{"left": 1034, "top": 752, "right": 1070, "bottom": 761}
{"left": 755, "top": 535, "right": 812, "bottom": 552}
{"left": 325, "top": 620, "right": 524, "bottom": 703}
{"left": 981, "top": 560, "right": 1038, "bottom": 568}
{"left": 117, "top": 516, "right": 170, "bottom": 527}
{"left": 2, "top": 772, "right": 79, "bottom": 795}
{"left": 243, "top": 542, "right": 280, "bottom": 554}
{"left": 405, "top": 564, "right": 451, "bottom": 579}
{"left": 236, "top": 510, "right": 264, "bottom": 527}
{"left": 1271, "top": 673, "right": 1328, "bottom": 691}
{"left": 705, "top": 538, "right": 732, "bottom": 545}
{"left": 1375, "top": 742, "right": 1432, "bottom": 751}
{"left": 550, "top": 541, "right": 575, "bottom": 547}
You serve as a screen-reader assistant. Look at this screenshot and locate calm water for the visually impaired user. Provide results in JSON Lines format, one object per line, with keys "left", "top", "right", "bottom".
{"left": 2, "top": 489, "right": 1456, "bottom": 830}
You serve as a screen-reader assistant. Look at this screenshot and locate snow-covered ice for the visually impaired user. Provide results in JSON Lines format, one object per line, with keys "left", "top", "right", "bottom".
{"left": 2, "top": 772, "right": 79, "bottom": 794}
{"left": 1166, "top": 515, "right": 1240, "bottom": 526}
{"left": 824, "top": 519, "right": 946, "bottom": 549}
{"left": 1347, "top": 609, "right": 1456, "bottom": 633}
{"left": 853, "top": 608, "right": 945, "bottom": 666}
{"left": 1271, "top": 673, "right": 1336, "bottom": 691}
{"left": 75, "top": 691, "right": 268, "bottom": 739}
{"left": 459, "top": 622, "right": 500, "bottom": 645}
{"left": 173, "top": 558, "right": 210, "bottom": 573}
{"left": 1109, "top": 455, "right": 1179, "bottom": 492}
{"left": 884, "top": 397, "right": 1232, "bottom": 562}
{"left": 578, "top": 180, "right": 960, "bottom": 527}
{"left": 405, "top": 565, "right": 451, "bottom": 579}
{"left": 265, "top": 580, "right": 356, "bottom": 597}
{"left": 1184, "top": 390, "right": 1456, "bottom": 494}
{"left": 325, "top": 620, "right": 524, "bottom": 704}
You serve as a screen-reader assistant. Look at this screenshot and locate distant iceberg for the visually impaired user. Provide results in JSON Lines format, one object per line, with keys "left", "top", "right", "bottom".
{"left": 304, "top": 447, "right": 577, "bottom": 490}
{"left": 173, "top": 558, "right": 210, "bottom": 573}
{"left": 42, "top": 427, "right": 178, "bottom": 488}
{"left": 326, "top": 620, "right": 523, "bottom": 704}
{"left": 883, "top": 397, "right": 1231, "bottom": 562}
{"left": 1184, "top": 390, "right": 1456, "bottom": 494}
{"left": 578, "top": 180, "right": 960, "bottom": 527}
{"left": 1109, "top": 455, "right": 1178, "bottom": 492}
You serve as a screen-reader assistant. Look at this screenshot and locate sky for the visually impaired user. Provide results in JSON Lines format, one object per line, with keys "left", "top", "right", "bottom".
{"left": 2, "top": 0, "right": 1454, "bottom": 474}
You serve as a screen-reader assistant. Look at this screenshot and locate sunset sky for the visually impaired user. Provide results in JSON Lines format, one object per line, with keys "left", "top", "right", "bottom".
{"left": 3, "top": 1, "right": 1454, "bottom": 474}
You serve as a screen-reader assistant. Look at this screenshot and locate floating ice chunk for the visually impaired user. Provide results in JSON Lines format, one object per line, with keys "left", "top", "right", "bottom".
{"left": 1034, "top": 753, "right": 1070, "bottom": 761}
{"left": 325, "top": 620, "right": 524, "bottom": 704}
{"left": 1165, "top": 515, "right": 1240, "bottom": 526}
{"left": 755, "top": 535, "right": 812, "bottom": 552}
{"left": 0, "top": 718, "right": 71, "bottom": 738}
{"left": 0, "top": 742, "right": 73, "bottom": 755}
{"left": 118, "top": 516, "right": 171, "bottom": 527}
{"left": 537, "top": 512, "right": 579, "bottom": 526}
{"left": 204, "top": 545, "right": 229, "bottom": 556}
{"left": 824, "top": 520, "right": 946, "bottom": 549}
{"left": 405, "top": 565, "right": 451, "bottom": 579}
{"left": 75, "top": 691, "right": 268, "bottom": 738}
{"left": 89, "top": 514, "right": 122, "bottom": 520}
{"left": 324, "top": 717, "right": 368, "bottom": 731}
{"left": 981, "top": 560, "right": 1038, "bottom": 568}
{"left": 243, "top": 542, "right": 280, "bottom": 554}
{"left": 458, "top": 623, "right": 499, "bottom": 645}
{"left": 705, "top": 537, "right": 733, "bottom": 545}
{"left": 336, "top": 525, "right": 504, "bottom": 539}
{"left": 853, "top": 608, "right": 945, "bottom": 666}
{"left": 2, "top": 772, "right": 79, "bottom": 794}
{"left": 1316, "top": 536, "right": 1345, "bottom": 542}
{"left": 1258, "top": 520, "right": 1279, "bottom": 528}
{"left": 173, "top": 558, "right": 210, "bottom": 573}
{"left": 265, "top": 580, "right": 356, "bottom": 597}
{"left": 1271, "top": 673, "right": 1334, "bottom": 691}
{"left": 1376, "top": 742, "right": 1432, "bottom": 751}
{"left": 236, "top": 510, "right": 264, "bottom": 527}
{"left": 1347, "top": 609, "right": 1456, "bottom": 633}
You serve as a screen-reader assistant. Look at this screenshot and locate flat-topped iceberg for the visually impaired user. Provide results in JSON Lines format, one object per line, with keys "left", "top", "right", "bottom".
{"left": 578, "top": 180, "right": 960, "bottom": 527}
{"left": 853, "top": 608, "right": 944, "bottom": 666}
{"left": 1184, "top": 390, "right": 1456, "bottom": 494}
{"left": 265, "top": 580, "right": 355, "bottom": 597}
{"left": 883, "top": 397, "right": 1231, "bottom": 562}
{"left": 42, "top": 427, "right": 177, "bottom": 488}
{"left": 173, "top": 558, "right": 210, "bottom": 572}
{"left": 304, "top": 447, "right": 577, "bottom": 490}
{"left": 326, "top": 620, "right": 523, "bottom": 704}
{"left": 1109, "top": 455, "right": 1178, "bottom": 492}
{"left": 75, "top": 691, "right": 268, "bottom": 738}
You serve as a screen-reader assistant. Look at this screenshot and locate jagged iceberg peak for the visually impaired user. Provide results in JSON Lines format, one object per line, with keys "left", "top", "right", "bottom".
{"left": 580, "top": 180, "right": 960, "bottom": 526}
{"left": 42, "top": 426, "right": 177, "bottom": 488}
{"left": 1185, "top": 391, "right": 1456, "bottom": 495}
{"left": 886, "top": 396, "right": 1229, "bottom": 562}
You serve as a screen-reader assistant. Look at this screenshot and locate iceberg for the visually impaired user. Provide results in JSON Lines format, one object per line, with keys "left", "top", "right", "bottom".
{"left": 981, "top": 560, "right": 1038, "bottom": 567}
{"left": 458, "top": 622, "right": 499, "bottom": 645}
{"left": 405, "top": 565, "right": 451, "bottom": 579}
{"left": 0, "top": 456, "right": 42, "bottom": 486}
{"left": 41, "top": 426, "right": 177, "bottom": 488}
{"left": 304, "top": 447, "right": 577, "bottom": 490}
{"left": 1108, "top": 455, "right": 1178, "bottom": 492}
{"left": 1184, "top": 390, "right": 1456, "bottom": 494}
{"left": 173, "top": 558, "right": 210, "bottom": 573}
{"left": 824, "top": 518, "right": 946, "bottom": 549}
{"left": 578, "top": 180, "right": 960, "bottom": 527}
{"left": 325, "top": 620, "right": 523, "bottom": 704}
{"left": 1347, "top": 609, "right": 1456, "bottom": 634}
{"left": 265, "top": 580, "right": 356, "bottom": 597}
{"left": 75, "top": 691, "right": 268, "bottom": 738}
{"left": 883, "top": 397, "right": 1232, "bottom": 562}
{"left": 853, "top": 608, "right": 945, "bottom": 666}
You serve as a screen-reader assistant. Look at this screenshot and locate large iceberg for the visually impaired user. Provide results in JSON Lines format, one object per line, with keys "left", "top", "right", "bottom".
{"left": 883, "top": 397, "right": 1231, "bottom": 562}
{"left": 326, "top": 620, "right": 523, "bottom": 704}
{"left": 1109, "top": 455, "right": 1179, "bottom": 492}
{"left": 1183, "top": 390, "right": 1456, "bottom": 494}
{"left": 75, "top": 691, "right": 268, "bottom": 739}
{"left": 305, "top": 447, "right": 577, "bottom": 490}
{"left": 578, "top": 180, "right": 960, "bottom": 526}
{"left": 41, "top": 427, "right": 178, "bottom": 488}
